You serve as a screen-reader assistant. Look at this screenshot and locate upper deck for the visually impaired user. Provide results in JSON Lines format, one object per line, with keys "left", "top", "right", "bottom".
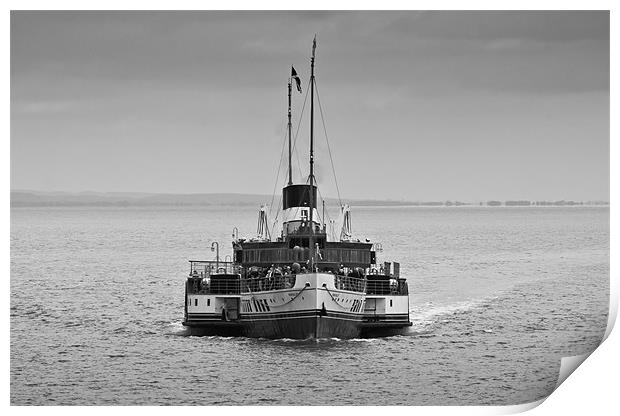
{"left": 186, "top": 259, "right": 407, "bottom": 296}
{"left": 186, "top": 260, "right": 368, "bottom": 294}
{"left": 233, "top": 239, "right": 374, "bottom": 269}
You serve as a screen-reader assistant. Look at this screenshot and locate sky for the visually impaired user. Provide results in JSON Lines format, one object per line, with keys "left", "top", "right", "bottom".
{"left": 10, "top": 11, "right": 609, "bottom": 201}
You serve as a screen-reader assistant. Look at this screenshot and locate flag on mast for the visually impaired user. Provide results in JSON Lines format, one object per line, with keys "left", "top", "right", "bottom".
{"left": 291, "top": 66, "right": 302, "bottom": 93}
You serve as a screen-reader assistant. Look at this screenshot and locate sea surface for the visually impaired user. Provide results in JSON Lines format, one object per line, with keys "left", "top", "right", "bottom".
{"left": 10, "top": 205, "right": 609, "bottom": 405}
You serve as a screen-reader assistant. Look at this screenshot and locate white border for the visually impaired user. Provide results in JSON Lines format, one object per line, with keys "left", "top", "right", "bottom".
{"left": 4, "top": 2, "right": 616, "bottom": 415}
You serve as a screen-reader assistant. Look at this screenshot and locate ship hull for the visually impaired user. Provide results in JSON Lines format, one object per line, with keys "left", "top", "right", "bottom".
{"left": 184, "top": 273, "right": 366, "bottom": 339}
{"left": 183, "top": 318, "right": 416, "bottom": 338}
{"left": 360, "top": 321, "right": 412, "bottom": 337}
{"left": 184, "top": 321, "right": 244, "bottom": 337}
{"left": 241, "top": 310, "right": 362, "bottom": 339}
{"left": 183, "top": 316, "right": 414, "bottom": 338}
{"left": 183, "top": 310, "right": 362, "bottom": 339}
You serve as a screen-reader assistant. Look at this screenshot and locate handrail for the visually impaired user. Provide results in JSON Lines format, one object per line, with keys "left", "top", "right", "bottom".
{"left": 333, "top": 274, "right": 366, "bottom": 293}
{"left": 189, "top": 260, "right": 240, "bottom": 277}
{"left": 241, "top": 274, "right": 296, "bottom": 292}
{"left": 365, "top": 279, "right": 408, "bottom": 295}
{"left": 186, "top": 276, "right": 240, "bottom": 295}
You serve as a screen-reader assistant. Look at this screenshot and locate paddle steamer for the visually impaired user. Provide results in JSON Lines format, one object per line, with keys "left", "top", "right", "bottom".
{"left": 182, "top": 38, "right": 411, "bottom": 338}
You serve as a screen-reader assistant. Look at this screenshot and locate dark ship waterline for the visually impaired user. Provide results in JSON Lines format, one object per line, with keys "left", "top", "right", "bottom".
{"left": 182, "top": 38, "right": 412, "bottom": 339}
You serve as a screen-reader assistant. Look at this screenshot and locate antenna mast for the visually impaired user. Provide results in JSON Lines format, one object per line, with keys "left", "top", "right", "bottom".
{"left": 308, "top": 36, "right": 317, "bottom": 271}
{"left": 287, "top": 79, "right": 293, "bottom": 186}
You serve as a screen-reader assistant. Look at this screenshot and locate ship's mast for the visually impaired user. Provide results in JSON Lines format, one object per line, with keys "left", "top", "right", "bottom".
{"left": 308, "top": 36, "right": 317, "bottom": 271}
{"left": 287, "top": 78, "right": 293, "bottom": 186}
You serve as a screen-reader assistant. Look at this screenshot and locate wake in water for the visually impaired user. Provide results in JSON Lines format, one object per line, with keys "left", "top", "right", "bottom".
{"left": 407, "top": 296, "right": 501, "bottom": 333}
{"left": 165, "top": 298, "right": 500, "bottom": 340}
{"left": 162, "top": 320, "right": 189, "bottom": 336}
{"left": 268, "top": 337, "right": 380, "bottom": 344}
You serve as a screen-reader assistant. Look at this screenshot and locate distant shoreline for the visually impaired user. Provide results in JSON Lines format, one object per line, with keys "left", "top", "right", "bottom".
{"left": 10, "top": 190, "right": 609, "bottom": 208}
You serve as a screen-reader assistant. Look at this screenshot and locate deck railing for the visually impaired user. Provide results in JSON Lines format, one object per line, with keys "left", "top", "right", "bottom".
{"left": 333, "top": 274, "right": 366, "bottom": 293}
{"left": 189, "top": 260, "right": 240, "bottom": 277}
{"left": 186, "top": 261, "right": 406, "bottom": 296}
{"left": 365, "top": 279, "right": 408, "bottom": 295}
{"left": 186, "top": 276, "right": 241, "bottom": 295}
{"left": 241, "top": 275, "right": 297, "bottom": 292}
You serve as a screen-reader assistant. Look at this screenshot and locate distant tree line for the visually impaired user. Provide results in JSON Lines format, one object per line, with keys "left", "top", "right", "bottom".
{"left": 484, "top": 200, "right": 608, "bottom": 207}
{"left": 10, "top": 191, "right": 609, "bottom": 208}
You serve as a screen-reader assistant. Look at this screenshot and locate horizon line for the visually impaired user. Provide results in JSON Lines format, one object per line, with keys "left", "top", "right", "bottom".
{"left": 10, "top": 189, "right": 610, "bottom": 204}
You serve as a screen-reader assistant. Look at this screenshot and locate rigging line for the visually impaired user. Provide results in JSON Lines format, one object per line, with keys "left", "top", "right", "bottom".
{"left": 268, "top": 76, "right": 311, "bottom": 220}
{"left": 272, "top": 79, "right": 311, "bottom": 235}
{"left": 317, "top": 187, "right": 331, "bottom": 219}
{"left": 270, "top": 81, "right": 310, "bottom": 237}
{"left": 294, "top": 137, "right": 304, "bottom": 180}
{"left": 291, "top": 77, "right": 311, "bottom": 181}
{"left": 271, "top": 77, "right": 313, "bottom": 235}
{"left": 269, "top": 76, "right": 310, "bottom": 218}
{"left": 316, "top": 182, "right": 335, "bottom": 226}
{"left": 314, "top": 79, "right": 343, "bottom": 208}
{"left": 314, "top": 180, "right": 325, "bottom": 225}
{"left": 270, "top": 191, "right": 284, "bottom": 236}
{"left": 268, "top": 117, "right": 292, "bottom": 220}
